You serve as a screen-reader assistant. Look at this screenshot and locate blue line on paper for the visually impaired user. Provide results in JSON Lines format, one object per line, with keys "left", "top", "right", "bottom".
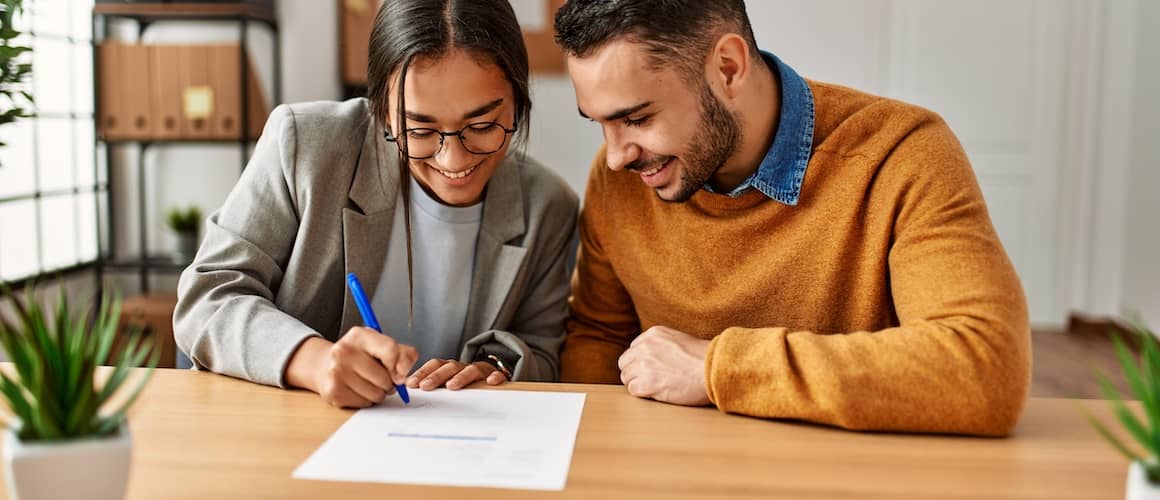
{"left": 387, "top": 433, "right": 497, "bottom": 442}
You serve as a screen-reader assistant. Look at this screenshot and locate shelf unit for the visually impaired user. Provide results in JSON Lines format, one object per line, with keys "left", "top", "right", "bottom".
{"left": 92, "top": 2, "right": 281, "bottom": 293}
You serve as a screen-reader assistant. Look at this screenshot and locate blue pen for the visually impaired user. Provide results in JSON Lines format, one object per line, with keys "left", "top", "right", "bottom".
{"left": 346, "top": 272, "right": 410, "bottom": 404}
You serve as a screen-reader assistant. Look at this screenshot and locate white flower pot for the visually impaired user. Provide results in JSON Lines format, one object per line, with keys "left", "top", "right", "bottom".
{"left": 4, "top": 423, "right": 132, "bottom": 500}
{"left": 1128, "top": 461, "right": 1160, "bottom": 500}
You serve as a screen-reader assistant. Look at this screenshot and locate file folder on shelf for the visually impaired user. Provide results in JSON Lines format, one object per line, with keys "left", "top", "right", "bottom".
{"left": 149, "top": 45, "right": 183, "bottom": 140}
{"left": 120, "top": 43, "right": 155, "bottom": 139}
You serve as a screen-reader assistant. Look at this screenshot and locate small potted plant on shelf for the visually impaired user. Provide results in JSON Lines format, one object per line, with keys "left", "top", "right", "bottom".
{"left": 0, "top": 286, "right": 159, "bottom": 500}
{"left": 0, "top": 0, "right": 35, "bottom": 168}
{"left": 1083, "top": 321, "right": 1160, "bottom": 500}
{"left": 166, "top": 204, "right": 202, "bottom": 264}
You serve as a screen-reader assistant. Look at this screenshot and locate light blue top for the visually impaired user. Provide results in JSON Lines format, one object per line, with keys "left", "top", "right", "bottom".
{"left": 373, "top": 176, "right": 484, "bottom": 363}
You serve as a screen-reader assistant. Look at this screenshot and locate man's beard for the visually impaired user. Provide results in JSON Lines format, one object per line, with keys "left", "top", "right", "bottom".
{"left": 650, "top": 82, "right": 743, "bottom": 203}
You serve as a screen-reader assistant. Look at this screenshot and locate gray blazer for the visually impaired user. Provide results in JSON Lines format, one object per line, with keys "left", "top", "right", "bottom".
{"left": 173, "top": 98, "right": 579, "bottom": 387}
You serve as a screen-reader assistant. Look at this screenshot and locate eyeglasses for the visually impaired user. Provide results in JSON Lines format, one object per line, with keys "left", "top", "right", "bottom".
{"left": 384, "top": 121, "right": 518, "bottom": 160}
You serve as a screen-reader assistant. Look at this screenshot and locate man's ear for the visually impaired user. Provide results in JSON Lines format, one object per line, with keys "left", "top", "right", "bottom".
{"left": 707, "top": 33, "right": 753, "bottom": 99}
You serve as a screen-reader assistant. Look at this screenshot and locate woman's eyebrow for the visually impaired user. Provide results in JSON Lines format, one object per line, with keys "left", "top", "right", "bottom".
{"left": 404, "top": 98, "right": 504, "bottom": 124}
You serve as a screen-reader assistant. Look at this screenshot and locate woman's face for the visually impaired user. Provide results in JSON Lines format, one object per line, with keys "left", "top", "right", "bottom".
{"left": 386, "top": 49, "right": 517, "bottom": 207}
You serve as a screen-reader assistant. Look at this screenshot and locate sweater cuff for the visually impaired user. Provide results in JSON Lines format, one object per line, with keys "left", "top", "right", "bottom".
{"left": 705, "top": 326, "right": 791, "bottom": 413}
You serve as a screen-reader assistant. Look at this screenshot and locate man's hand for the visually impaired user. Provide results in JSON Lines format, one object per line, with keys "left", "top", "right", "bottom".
{"left": 618, "top": 325, "right": 712, "bottom": 406}
{"left": 285, "top": 327, "right": 418, "bottom": 408}
{"left": 406, "top": 359, "right": 508, "bottom": 390}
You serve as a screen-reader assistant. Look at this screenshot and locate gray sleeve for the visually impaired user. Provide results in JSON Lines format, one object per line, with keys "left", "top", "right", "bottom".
{"left": 459, "top": 197, "right": 580, "bottom": 382}
{"left": 173, "top": 105, "right": 321, "bottom": 387}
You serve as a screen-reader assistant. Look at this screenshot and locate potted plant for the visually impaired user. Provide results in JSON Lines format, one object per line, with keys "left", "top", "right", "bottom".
{"left": 0, "top": 0, "right": 35, "bottom": 168}
{"left": 0, "top": 286, "right": 159, "bottom": 500}
{"left": 166, "top": 205, "right": 202, "bottom": 264}
{"left": 1083, "top": 322, "right": 1160, "bottom": 500}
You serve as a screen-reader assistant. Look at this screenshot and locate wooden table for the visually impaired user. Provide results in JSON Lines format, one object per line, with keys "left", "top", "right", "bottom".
{"left": 0, "top": 369, "right": 1133, "bottom": 499}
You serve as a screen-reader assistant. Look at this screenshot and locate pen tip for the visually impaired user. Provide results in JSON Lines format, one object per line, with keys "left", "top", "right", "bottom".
{"left": 397, "top": 384, "right": 410, "bottom": 404}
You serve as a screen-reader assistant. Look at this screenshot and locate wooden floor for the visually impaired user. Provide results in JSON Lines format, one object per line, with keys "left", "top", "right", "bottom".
{"left": 1031, "top": 328, "right": 1135, "bottom": 399}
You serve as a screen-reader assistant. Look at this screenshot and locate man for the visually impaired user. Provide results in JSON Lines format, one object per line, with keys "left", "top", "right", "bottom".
{"left": 555, "top": 0, "right": 1030, "bottom": 436}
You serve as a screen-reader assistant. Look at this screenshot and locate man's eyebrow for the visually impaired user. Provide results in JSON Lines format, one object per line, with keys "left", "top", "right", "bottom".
{"left": 578, "top": 101, "right": 653, "bottom": 122}
{"left": 404, "top": 98, "right": 505, "bottom": 124}
{"left": 601, "top": 101, "right": 653, "bottom": 122}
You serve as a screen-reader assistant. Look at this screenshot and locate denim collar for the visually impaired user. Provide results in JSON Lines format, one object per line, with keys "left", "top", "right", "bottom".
{"left": 704, "top": 50, "right": 814, "bottom": 205}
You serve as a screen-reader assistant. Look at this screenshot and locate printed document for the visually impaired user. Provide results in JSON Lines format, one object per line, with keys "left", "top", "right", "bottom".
{"left": 293, "top": 389, "right": 586, "bottom": 490}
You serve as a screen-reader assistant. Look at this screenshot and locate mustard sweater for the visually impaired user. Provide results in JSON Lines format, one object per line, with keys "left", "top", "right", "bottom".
{"left": 561, "top": 81, "right": 1031, "bottom": 436}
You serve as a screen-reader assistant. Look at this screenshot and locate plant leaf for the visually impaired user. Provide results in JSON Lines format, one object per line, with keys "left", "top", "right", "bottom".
{"left": 1133, "top": 324, "right": 1160, "bottom": 445}
{"left": 96, "top": 359, "right": 156, "bottom": 436}
{"left": 0, "top": 283, "right": 155, "bottom": 442}
{"left": 0, "top": 372, "right": 34, "bottom": 423}
{"left": 1079, "top": 401, "right": 1144, "bottom": 463}
{"left": 95, "top": 334, "right": 151, "bottom": 407}
{"left": 1111, "top": 334, "right": 1160, "bottom": 427}
{"left": 92, "top": 295, "right": 122, "bottom": 365}
{"left": 1097, "top": 372, "right": 1153, "bottom": 452}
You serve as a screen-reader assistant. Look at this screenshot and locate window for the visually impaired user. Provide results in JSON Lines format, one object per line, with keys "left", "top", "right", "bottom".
{"left": 0, "top": 0, "right": 102, "bottom": 283}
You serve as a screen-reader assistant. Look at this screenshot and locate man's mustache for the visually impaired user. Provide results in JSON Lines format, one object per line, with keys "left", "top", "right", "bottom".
{"left": 625, "top": 155, "right": 673, "bottom": 172}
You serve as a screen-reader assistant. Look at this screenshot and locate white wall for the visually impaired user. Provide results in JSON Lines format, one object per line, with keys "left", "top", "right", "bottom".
{"left": 114, "top": 1, "right": 1157, "bottom": 329}
{"left": 1122, "top": 0, "right": 1160, "bottom": 329}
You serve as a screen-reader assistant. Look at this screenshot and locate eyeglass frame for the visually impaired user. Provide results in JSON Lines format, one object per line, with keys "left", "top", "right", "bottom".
{"left": 383, "top": 120, "right": 519, "bottom": 160}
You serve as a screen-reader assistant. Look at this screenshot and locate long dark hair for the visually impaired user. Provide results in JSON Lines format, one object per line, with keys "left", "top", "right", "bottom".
{"left": 367, "top": 0, "right": 531, "bottom": 145}
{"left": 364, "top": 0, "right": 531, "bottom": 331}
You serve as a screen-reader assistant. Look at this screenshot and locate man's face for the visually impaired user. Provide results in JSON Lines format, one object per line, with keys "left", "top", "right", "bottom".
{"left": 567, "top": 40, "right": 742, "bottom": 202}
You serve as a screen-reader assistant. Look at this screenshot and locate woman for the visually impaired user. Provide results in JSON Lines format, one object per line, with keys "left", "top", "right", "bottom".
{"left": 174, "top": 0, "right": 578, "bottom": 408}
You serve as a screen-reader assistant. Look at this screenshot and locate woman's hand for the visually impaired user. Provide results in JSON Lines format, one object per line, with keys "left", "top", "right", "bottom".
{"left": 406, "top": 359, "right": 508, "bottom": 390}
{"left": 285, "top": 327, "right": 418, "bottom": 408}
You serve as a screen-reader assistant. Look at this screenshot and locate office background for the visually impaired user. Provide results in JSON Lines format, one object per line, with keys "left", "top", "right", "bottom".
{"left": 0, "top": 0, "right": 1156, "bottom": 352}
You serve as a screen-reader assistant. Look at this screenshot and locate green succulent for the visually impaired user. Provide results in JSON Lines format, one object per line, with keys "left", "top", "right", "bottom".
{"left": 1083, "top": 321, "right": 1160, "bottom": 484}
{"left": 166, "top": 205, "right": 202, "bottom": 234}
{"left": 0, "top": 286, "right": 158, "bottom": 442}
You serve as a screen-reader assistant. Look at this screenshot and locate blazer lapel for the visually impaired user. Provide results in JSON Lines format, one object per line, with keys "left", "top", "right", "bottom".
{"left": 462, "top": 156, "right": 528, "bottom": 341}
{"left": 341, "top": 117, "right": 400, "bottom": 334}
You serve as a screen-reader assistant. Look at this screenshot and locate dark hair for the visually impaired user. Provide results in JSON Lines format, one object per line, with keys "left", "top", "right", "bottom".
{"left": 364, "top": 0, "right": 531, "bottom": 328}
{"left": 366, "top": 0, "right": 531, "bottom": 148}
{"left": 554, "top": 0, "right": 759, "bottom": 82}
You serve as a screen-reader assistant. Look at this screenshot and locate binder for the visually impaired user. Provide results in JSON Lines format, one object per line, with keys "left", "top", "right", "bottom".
{"left": 97, "top": 42, "right": 125, "bottom": 139}
{"left": 209, "top": 44, "right": 241, "bottom": 140}
{"left": 178, "top": 44, "right": 214, "bottom": 139}
{"left": 120, "top": 43, "right": 154, "bottom": 139}
{"left": 208, "top": 44, "right": 269, "bottom": 140}
{"left": 149, "top": 45, "right": 183, "bottom": 140}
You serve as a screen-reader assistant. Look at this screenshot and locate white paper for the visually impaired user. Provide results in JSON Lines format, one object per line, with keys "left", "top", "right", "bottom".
{"left": 510, "top": 0, "right": 548, "bottom": 32}
{"left": 293, "top": 389, "right": 587, "bottom": 490}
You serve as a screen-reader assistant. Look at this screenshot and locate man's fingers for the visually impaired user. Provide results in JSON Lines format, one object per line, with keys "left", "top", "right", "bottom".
{"left": 620, "top": 357, "right": 637, "bottom": 386}
{"left": 421, "top": 362, "right": 463, "bottom": 390}
{"left": 407, "top": 359, "right": 445, "bottom": 388}
{"left": 618, "top": 347, "right": 640, "bottom": 371}
{"left": 626, "top": 377, "right": 653, "bottom": 399}
{"left": 446, "top": 363, "right": 488, "bottom": 390}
